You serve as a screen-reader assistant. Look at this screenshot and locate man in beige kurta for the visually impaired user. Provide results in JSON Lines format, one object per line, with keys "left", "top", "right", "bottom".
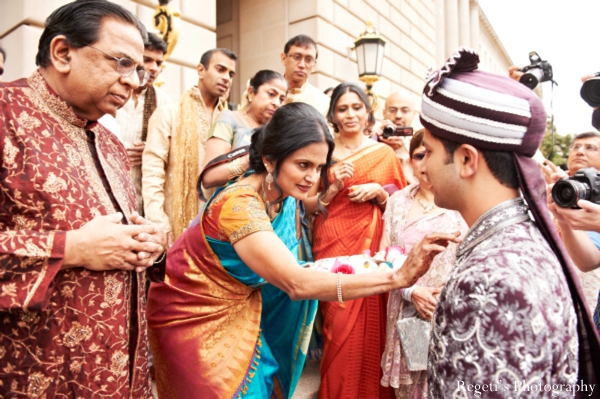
{"left": 142, "top": 49, "right": 236, "bottom": 246}
{"left": 280, "top": 35, "right": 330, "bottom": 116}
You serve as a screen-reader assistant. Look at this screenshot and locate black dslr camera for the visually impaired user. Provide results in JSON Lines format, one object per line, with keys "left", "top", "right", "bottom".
{"left": 579, "top": 72, "right": 600, "bottom": 129}
{"left": 551, "top": 167, "right": 600, "bottom": 208}
{"left": 580, "top": 72, "right": 600, "bottom": 107}
{"left": 519, "top": 51, "right": 553, "bottom": 90}
{"left": 382, "top": 125, "right": 413, "bottom": 139}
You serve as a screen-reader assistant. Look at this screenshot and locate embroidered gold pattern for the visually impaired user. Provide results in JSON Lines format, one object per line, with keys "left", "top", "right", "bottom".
{"left": 42, "top": 172, "right": 67, "bottom": 194}
{"left": 16, "top": 111, "right": 42, "bottom": 131}
{"left": 27, "top": 371, "right": 53, "bottom": 398}
{"left": 103, "top": 275, "right": 123, "bottom": 306}
{"left": 110, "top": 350, "right": 128, "bottom": 376}
{"left": 63, "top": 322, "right": 93, "bottom": 348}
{"left": 12, "top": 214, "right": 36, "bottom": 231}
{"left": 2, "top": 137, "right": 18, "bottom": 169}
{"left": 64, "top": 144, "right": 82, "bottom": 166}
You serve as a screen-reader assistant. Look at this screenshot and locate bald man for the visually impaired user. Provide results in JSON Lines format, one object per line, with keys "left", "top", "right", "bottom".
{"left": 376, "top": 91, "right": 418, "bottom": 183}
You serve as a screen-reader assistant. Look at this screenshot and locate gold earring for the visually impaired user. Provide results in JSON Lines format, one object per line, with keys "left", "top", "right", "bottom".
{"left": 265, "top": 171, "right": 273, "bottom": 190}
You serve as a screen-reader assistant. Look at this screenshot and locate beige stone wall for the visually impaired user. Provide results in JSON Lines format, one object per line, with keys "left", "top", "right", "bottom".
{"left": 0, "top": 0, "right": 514, "bottom": 110}
{"left": 477, "top": 8, "right": 512, "bottom": 76}
{"left": 233, "top": 0, "right": 288, "bottom": 105}
{"left": 435, "top": 0, "right": 512, "bottom": 75}
{"left": 0, "top": 0, "right": 217, "bottom": 102}
{"left": 285, "top": 0, "right": 437, "bottom": 113}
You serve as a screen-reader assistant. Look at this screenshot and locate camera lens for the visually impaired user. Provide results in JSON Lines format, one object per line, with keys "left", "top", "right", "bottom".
{"left": 382, "top": 125, "right": 395, "bottom": 139}
{"left": 581, "top": 77, "right": 600, "bottom": 107}
{"left": 552, "top": 180, "right": 591, "bottom": 208}
{"left": 519, "top": 68, "right": 544, "bottom": 90}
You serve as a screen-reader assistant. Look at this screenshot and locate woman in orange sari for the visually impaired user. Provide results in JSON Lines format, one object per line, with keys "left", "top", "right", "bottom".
{"left": 308, "top": 83, "right": 406, "bottom": 399}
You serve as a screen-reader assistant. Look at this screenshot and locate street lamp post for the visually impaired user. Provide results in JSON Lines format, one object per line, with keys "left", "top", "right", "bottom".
{"left": 354, "top": 20, "right": 386, "bottom": 111}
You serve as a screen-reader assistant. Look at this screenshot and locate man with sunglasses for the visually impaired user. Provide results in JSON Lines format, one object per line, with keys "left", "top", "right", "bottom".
{"left": 280, "top": 34, "right": 330, "bottom": 117}
{"left": 0, "top": 1, "right": 165, "bottom": 397}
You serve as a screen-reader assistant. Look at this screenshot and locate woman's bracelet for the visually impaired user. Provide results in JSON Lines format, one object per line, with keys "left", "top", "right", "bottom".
{"left": 318, "top": 192, "right": 331, "bottom": 207}
{"left": 402, "top": 286, "right": 415, "bottom": 302}
{"left": 378, "top": 191, "right": 390, "bottom": 205}
{"left": 337, "top": 272, "right": 344, "bottom": 304}
{"left": 228, "top": 158, "right": 244, "bottom": 179}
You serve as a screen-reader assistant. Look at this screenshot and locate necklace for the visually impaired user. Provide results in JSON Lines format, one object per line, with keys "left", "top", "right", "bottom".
{"left": 416, "top": 192, "right": 436, "bottom": 214}
{"left": 243, "top": 110, "right": 259, "bottom": 128}
{"left": 338, "top": 136, "right": 365, "bottom": 155}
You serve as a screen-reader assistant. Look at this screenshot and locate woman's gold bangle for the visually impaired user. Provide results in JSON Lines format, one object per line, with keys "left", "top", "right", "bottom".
{"left": 319, "top": 197, "right": 331, "bottom": 207}
{"left": 378, "top": 192, "right": 390, "bottom": 205}
{"left": 336, "top": 272, "right": 344, "bottom": 304}
{"left": 228, "top": 158, "right": 244, "bottom": 179}
{"left": 317, "top": 191, "right": 331, "bottom": 206}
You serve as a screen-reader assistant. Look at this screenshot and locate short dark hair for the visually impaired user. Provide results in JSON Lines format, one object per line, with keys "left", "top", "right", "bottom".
{"left": 409, "top": 129, "right": 425, "bottom": 157}
{"left": 432, "top": 132, "right": 519, "bottom": 190}
{"left": 327, "top": 82, "right": 376, "bottom": 133}
{"left": 574, "top": 131, "right": 600, "bottom": 141}
{"left": 36, "top": 0, "right": 148, "bottom": 68}
{"left": 284, "top": 34, "right": 318, "bottom": 59}
{"left": 145, "top": 32, "right": 167, "bottom": 54}
{"left": 199, "top": 48, "right": 237, "bottom": 68}
{"left": 249, "top": 70, "right": 287, "bottom": 94}
{"left": 249, "top": 102, "right": 334, "bottom": 214}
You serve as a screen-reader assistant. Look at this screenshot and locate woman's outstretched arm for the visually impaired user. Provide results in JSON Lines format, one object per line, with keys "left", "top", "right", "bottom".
{"left": 233, "top": 230, "right": 461, "bottom": 301}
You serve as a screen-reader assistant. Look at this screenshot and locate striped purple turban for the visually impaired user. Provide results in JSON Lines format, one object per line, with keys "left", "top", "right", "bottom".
{"left": 420, "top": 48, "right": 546, "bottom": 157}
{"left": 421, "top": 48, "right": 600, "bottom": 384}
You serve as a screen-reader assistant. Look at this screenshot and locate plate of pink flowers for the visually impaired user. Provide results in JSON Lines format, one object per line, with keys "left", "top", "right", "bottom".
{"left": 306, "top": 246, "right": 407, "bottom": 275}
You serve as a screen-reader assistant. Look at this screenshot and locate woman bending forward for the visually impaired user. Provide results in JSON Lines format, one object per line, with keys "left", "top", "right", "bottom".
{"left": 147, "top": 103, "right": 459, "bottom": 399}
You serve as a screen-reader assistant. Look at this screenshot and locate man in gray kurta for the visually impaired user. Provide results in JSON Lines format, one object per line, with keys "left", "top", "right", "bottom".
{"left": 419, "top": 48, "right": 600, "bottom": 398}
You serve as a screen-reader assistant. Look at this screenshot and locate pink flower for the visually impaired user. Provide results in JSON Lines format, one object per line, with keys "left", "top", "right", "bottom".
{"left": 385, "top": 245, "right": 405, "bottom": 262}
{"left": 330, "top": 259, "right": 355, "bottom": 274}
{"left": 363, "top": 249, "right": 371, "bottom": 257}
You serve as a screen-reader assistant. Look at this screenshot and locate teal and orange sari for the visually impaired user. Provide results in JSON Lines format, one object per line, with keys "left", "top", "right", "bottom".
{"left": 147, "top": 185, "right": 317, "bottom": 398}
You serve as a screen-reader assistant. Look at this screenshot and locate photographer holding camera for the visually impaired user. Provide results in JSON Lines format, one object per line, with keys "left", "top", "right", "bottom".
{"left": 372, "top": 91, "right": 418, "bottom": 183}
{"left": 543, "top": 132, "right": 600, "bottom": 331}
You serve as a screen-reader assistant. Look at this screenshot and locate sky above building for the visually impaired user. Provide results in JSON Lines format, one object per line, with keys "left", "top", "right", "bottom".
{"left": 479, "top": 0, "right": 600, "bottom": 136}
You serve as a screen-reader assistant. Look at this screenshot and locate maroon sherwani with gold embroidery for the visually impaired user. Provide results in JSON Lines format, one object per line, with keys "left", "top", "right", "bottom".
{"left": 0, "top": 71, "right": 152, "bottom": 398}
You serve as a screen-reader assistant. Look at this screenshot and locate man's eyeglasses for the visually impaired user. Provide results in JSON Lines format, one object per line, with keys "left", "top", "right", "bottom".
{"left": 412, "top": 152, "right": 426, "bottom": 161}
{"left": 85, "top": 44, "right": 149, "bottom": 86}
{"left": 569, "top": 143, "right": 600, "bottom": 152}
{"left": 286, "top": 53, "right": 315, "bottom": 66}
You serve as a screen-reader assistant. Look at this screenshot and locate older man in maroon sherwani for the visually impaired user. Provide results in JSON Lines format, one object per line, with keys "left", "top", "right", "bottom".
{"left": 0, "top": 1, "right": 165, "bottom": 397}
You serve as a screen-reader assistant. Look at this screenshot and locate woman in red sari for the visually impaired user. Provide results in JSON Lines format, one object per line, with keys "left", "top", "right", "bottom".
{"left": 308, "top": 83, "right": 406, "bottom": 399}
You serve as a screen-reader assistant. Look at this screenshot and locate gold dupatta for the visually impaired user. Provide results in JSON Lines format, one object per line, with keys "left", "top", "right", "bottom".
{"left": 170, "top": 87, "right": 216, "bottom": 239}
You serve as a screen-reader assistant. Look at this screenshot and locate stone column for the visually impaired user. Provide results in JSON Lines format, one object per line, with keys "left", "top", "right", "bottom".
{"left": 444, "top": 0, "right": 459, "bottom": 56}
{"left": 435, "top": 0, "right": 446, "bottom": 65}
{"left": 459, "top": 0, "right": 470, "bottom": 47}
{"left": 470, "top": 0, "right": 480, "bottom": 52}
